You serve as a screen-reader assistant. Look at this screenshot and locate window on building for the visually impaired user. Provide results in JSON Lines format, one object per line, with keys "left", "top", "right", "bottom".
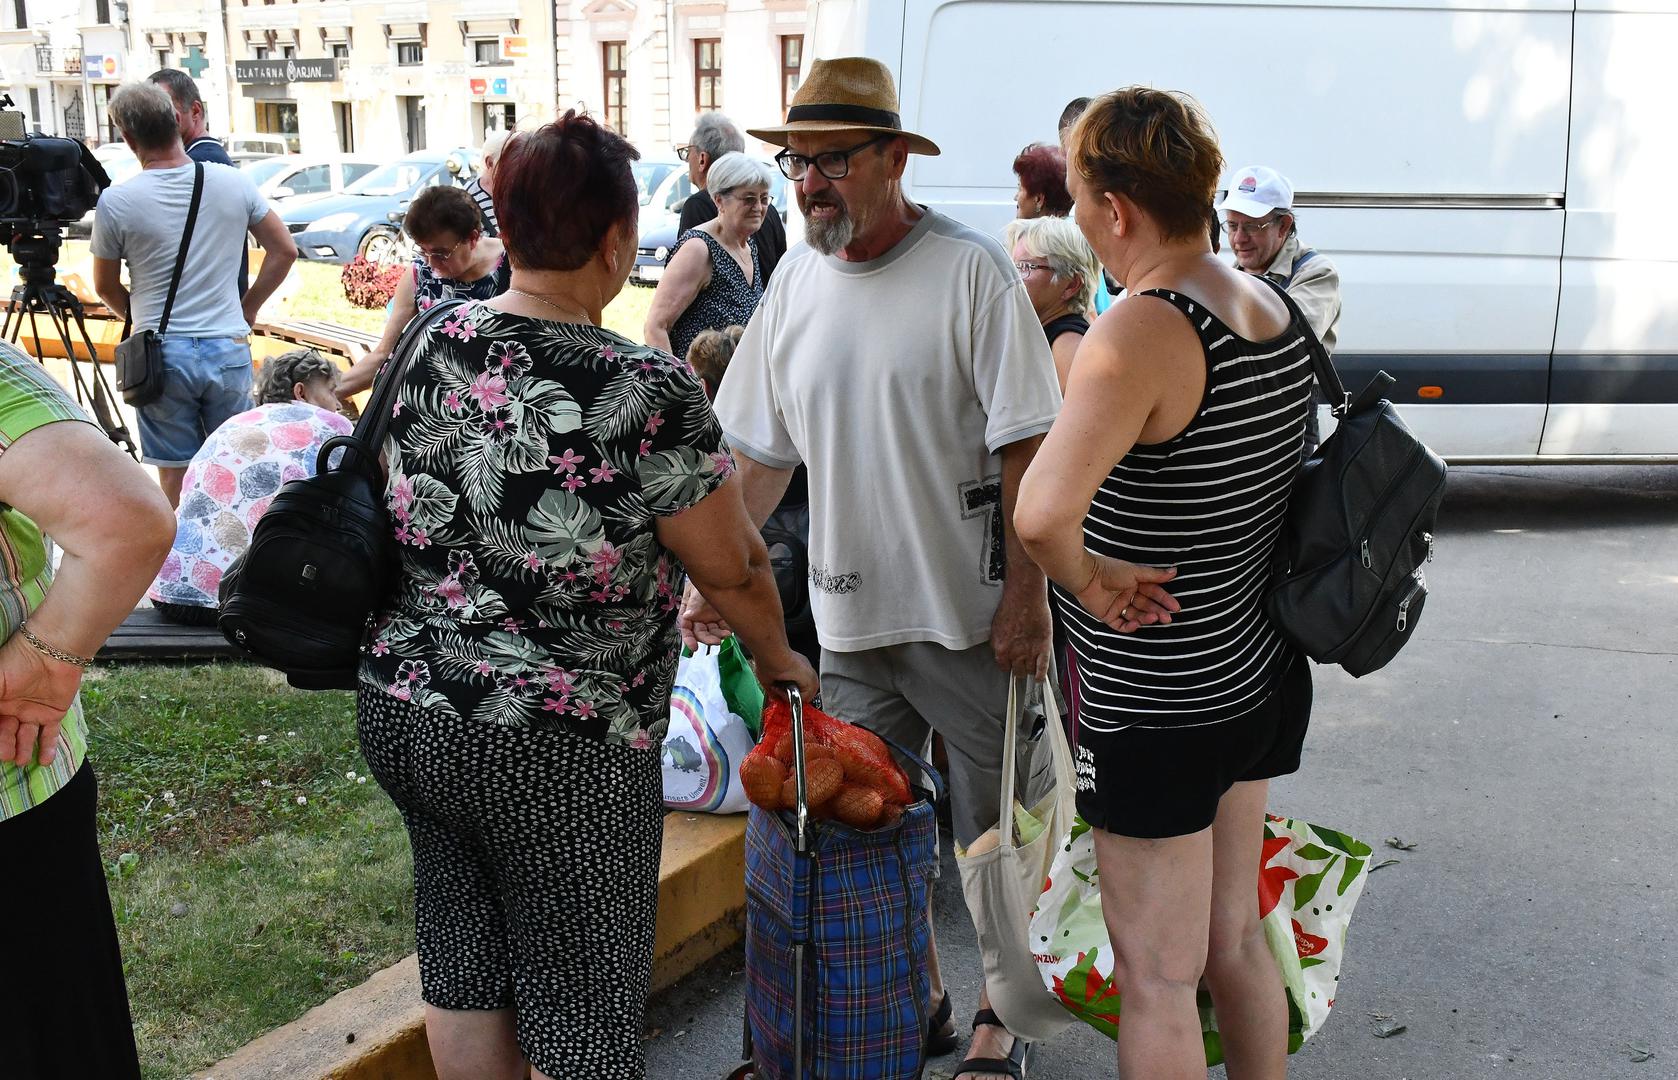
{"left": 472, "top": 39, "right": 500, "bottom": 65}
{"left": 400, "top": 95, "right": 425, "bottom": 152}
{"left": 281, "top": 44, "right": 296, "bottom": 60}
{"left": 330, "top": 42, "right": 350, "bottom": 60}
{"left": 396, "top": 41, "right": 423, "bottom": 66}
{"left": 694, "top": 38, "right": 721, "bottom": 113}
{"left": 254, "top": 46, "right": 270, "bottom": 60}
{"left": 477, "top": 102, "right": 516, "bottom": 137}
{"left": 602, "top": 41, "right": 626, "bottom": 134}
{"left": 92, "top": 83, "right": 117, "bottom": 143}
{"left": 780, "top": 35, "right": 803, "bottom": 115}
{"left": 27, "top": 88, "right": 41, "bottom": 133}
{"left": 335, "top": 100, "right": 354, "bottom": 152}
{"left": 10, "top": 0, "right": 24, "bottom": 32}
{"left": 95, "top": 0, "right": 110, "bottom": 24}
{"left": 155, "top": 48, "right": 171, "bottom": 69}
{"left": 255, "top": 101, "right": 299, "bottom": 153}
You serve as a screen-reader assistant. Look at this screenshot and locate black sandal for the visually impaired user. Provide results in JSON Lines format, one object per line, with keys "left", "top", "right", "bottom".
{"left": 926, "top": 989, "right": 959, "bottom": 1057}
{"left": 950, "top": 1008, "right": 1030, "bottom": 1079}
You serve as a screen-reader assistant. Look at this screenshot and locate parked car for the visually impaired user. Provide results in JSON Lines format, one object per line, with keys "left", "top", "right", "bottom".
{"left": 68, "top": 144, "right": 141, "bottom": 238}
{"left": 279, "top": 148, "right": 483, "bottom": 265}
{"left": 847, "top": 0, "right": 1678, "bottom": 461}
{"left": 240, "top": 154, "right": 381, "bottom": 202}
{"left": 630, "top": 160, "right": 789, "bottom": 287}
{"left": 224, "top": 132, "right": 291, "bottom": 163}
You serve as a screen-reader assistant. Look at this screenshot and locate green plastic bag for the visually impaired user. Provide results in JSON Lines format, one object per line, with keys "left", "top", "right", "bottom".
{"left": 715, "top": 636, "right": 765, "bottom": 737}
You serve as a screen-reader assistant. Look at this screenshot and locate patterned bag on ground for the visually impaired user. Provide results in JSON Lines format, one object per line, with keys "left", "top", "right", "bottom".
{"left": 743, "top": 731, "right": 940, "bottom": 1079}
{"left": 663, "top": 645, "right": 758, "bottom": 814}
{"left": 1030, "top": 813, "right": 1373, "bottom": 1062}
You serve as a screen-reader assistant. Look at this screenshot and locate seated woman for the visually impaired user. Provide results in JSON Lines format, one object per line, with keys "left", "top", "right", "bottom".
{"left": 684, "top": 325, "right": 744, "bottom": 400}
{"left": 148, "top": 349, "right": 351, "bottom": 626}
{"left": 1005, "top": 215, "right": 1102, "bottom": 389}
{"left": 643, "top": 152, "right": 771, "bottom": 360}
{"left": 338, "top": 186, "right": 511, "bottom": 399}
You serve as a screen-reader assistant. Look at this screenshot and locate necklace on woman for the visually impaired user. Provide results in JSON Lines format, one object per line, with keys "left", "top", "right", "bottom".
{"left": 506, "top": 287, "right": 591, "bottom": 323}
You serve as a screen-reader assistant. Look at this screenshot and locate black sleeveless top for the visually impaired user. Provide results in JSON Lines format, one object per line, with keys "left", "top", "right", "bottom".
{"left": 412, "top": 252, "right": 509, "bottom": 312}
{"left": 668, "top": 229, "right": 762, "bottom": 362}
{"left": 1054, "top": 289, "right": 1312, "bottom": 732}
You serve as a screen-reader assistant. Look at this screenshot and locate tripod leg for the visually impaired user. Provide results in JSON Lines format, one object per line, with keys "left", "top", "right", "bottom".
{"left": 46, "top": 294, "right": 137, "bottom": 458}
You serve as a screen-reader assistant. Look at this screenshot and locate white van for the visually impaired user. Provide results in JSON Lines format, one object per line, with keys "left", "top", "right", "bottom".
{"left": 817, "top": 0, "right": 1678, "bottom": 462}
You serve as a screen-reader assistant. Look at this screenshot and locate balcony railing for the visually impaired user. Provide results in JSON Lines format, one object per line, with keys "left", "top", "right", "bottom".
{"left": 34, "top": 46, "right": 83, "bottom": 76}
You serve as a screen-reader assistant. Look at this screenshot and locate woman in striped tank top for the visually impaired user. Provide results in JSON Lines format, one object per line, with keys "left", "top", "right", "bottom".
{"left": 1017, "top": 89, "right": 1315, "bottom": 1078}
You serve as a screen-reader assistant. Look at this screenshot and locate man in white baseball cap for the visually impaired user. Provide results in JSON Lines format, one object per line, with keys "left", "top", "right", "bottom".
{"left": 1216, "top": 165, "right": 1341, "bottom": 353}
{"left": 1218, "top": 166, "right": 1341, "bottom": 448}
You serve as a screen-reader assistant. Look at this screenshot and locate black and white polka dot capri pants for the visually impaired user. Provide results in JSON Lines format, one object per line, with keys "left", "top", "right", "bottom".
{"left": 356, "top": 687, "right": 664, "bottom": 1078}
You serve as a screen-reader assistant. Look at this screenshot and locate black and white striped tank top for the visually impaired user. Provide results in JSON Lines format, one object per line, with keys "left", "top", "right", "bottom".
{"left": 1055, "top": 288, "right": 1313, "bottom": 732}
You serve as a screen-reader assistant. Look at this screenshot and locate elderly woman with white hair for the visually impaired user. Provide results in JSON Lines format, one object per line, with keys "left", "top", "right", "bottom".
{"left": 644, "top": 151, "right": 772, "bottom": 360}
{"left": 467, "top": 128, "right": 510, "bottom": 236}
{"left": 1006, "top": 214, "right": 1103, "bottom": 390}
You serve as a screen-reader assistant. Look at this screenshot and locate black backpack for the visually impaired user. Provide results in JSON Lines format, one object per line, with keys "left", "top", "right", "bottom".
{"left": 217, "top": 299, "right": 465, "bottom": 690}
{"left": 1262, "top": 281, "right": 1447, "bottom": 678}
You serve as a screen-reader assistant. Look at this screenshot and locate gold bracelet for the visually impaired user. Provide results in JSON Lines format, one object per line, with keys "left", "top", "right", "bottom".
{"left": 18, "top": 624, "right": 94, "bottom": 670}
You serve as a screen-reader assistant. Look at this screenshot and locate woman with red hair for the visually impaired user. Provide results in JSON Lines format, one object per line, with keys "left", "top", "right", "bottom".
{"left": 1012, "top": 141, "right": 1073, "bottom": 218}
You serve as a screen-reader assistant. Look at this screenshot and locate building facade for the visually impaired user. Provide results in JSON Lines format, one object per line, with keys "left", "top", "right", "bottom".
{"left": 1, "top": 0, "right": 825, "bottom": 162}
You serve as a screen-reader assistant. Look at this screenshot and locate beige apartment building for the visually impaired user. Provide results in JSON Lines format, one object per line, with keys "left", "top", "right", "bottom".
{"left": 56, "top": 0, "right": 824, "bottom": 165}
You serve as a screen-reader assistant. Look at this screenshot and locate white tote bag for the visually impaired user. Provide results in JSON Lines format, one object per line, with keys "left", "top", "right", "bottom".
{"left": 663, "top": 645, "right": 757, "bottom": 814}
{"left": 954, "top": 677, "right": 1079, "bottom": 1041}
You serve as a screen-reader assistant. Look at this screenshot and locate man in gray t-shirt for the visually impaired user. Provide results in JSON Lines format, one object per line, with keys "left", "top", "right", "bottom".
{"left": 684, "top": 58, "right": 1061, "bottom": 1075}
{"left": 91, "top": 81, "right": 297, "bottom": 506}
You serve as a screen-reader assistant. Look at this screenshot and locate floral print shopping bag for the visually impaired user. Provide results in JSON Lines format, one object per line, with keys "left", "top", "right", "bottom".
{"left": 1028, "top": 813, "right": 1373, "bottom": 1064}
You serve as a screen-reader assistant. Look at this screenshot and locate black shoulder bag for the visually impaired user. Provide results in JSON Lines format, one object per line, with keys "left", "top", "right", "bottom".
{"left": 217, "top": 298, "right": 467, "bottom": 690}
{"left": 1261, "top": 279, "right": 1448, "bottom": 678}
{"left": 115, "top": 162, "right": 202, "bottom": 407}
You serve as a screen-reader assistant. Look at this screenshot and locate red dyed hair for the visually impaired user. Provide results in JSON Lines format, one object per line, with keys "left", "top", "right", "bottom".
{"left": 1012, "top": 143, "right": 1073, "bottom": 217}
{"left": 495, "top": 110, "right": 641, "bottom": 271}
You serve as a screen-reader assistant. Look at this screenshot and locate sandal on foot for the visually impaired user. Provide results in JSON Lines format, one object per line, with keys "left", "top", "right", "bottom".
{"left": 926, "top": 989, "right": 959, "bottom": 1057}
{"left": 951, "top": 1008, "right": 1030, "bottom": 1080}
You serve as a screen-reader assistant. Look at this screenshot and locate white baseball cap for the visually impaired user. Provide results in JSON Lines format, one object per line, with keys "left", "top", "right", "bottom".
{"left": 1216, "top": 165, "right": 1293, "bottom": 218}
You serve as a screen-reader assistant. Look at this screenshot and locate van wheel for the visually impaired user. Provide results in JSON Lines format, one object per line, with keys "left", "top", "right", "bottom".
{"left": 359, "top": 227, "right": 403, "bottom": 267}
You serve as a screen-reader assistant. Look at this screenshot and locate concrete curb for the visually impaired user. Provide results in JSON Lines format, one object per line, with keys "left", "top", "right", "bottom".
{"left": 199, "top": 811, "right": 748, "bottom": 1080}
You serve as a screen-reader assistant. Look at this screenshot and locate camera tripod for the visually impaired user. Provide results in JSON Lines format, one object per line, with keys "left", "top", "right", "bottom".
{"left": 1, "top": 226, "right": 137, "bottom": 458}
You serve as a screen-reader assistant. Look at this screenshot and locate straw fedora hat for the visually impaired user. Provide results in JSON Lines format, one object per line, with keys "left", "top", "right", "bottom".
{"left": 748, "top": 57, "right": 941, "bottom": 157}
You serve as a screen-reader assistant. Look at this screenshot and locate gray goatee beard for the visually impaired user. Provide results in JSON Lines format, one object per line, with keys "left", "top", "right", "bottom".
{"left": 804, "top": 203, "right": 855, "bottom": 255}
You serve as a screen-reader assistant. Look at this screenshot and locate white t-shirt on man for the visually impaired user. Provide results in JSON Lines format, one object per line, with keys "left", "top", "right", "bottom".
{"left": 90, "top": 161, "right": 269, "bottom": 338}
{"left": 715, "top": 207, "right": 1062, "bottom": 653}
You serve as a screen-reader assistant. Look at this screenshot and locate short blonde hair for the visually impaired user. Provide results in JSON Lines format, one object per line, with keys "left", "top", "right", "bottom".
{"left": 1005, "top": 216, "right": 1101, "bottom": 314}
{"left": 705, "top": 152, "right": 772, "bottom": 197}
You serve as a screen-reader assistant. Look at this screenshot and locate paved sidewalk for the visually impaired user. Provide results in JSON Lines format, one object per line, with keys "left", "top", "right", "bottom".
{"left": 646, "top": 466, "right": 1678, "bottom": 1079}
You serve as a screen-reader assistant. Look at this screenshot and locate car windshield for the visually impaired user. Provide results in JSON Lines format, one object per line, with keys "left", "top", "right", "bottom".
{"left": 632, "top": 162, "right": 678, "bottom": 206}
{"left": 346, "top": 161, "right": 430, "bottom": 196}
{"left": 241, "top": 159, "right": 293, "bottom": 186}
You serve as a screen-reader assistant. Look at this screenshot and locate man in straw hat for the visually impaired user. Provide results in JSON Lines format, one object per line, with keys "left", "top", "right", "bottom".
{"left": 681, "top": 56, "right": 1059, "bottom": 1079}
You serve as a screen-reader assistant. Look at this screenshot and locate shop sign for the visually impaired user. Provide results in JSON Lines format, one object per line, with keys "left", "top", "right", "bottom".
{"left": 500, "top": 35, "right": 528, "bottom": 60}
{"left": 83, "top": 53, "right": 122, "bottom": 80}
{"left": 468, "top": 76, "right": 511, "bottom": 98}
{"left": 234, "top": 58, "right": 341, "bottom": 84}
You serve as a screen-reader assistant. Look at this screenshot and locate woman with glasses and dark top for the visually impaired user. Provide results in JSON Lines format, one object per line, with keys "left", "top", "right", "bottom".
{"left": 1005, "top": 215, "right": 1102, "bottom": 390}
{"left": 1017, "top": 88, "right": 1314, "bottom": 1079}
{"left": 337, "top": 186, "right": 511, "bottom": 400}
{"left": 644, "top": 152, "right": 772, "bottom": 360}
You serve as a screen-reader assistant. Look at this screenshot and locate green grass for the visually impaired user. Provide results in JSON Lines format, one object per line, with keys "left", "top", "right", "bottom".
{"left": 84, "top": 663, "right": 415, "bottom": 1080}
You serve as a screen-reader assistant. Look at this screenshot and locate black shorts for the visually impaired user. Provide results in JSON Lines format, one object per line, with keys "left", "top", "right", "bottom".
{"left": 1070, "top": 650, "right": 1312, "bottom": 840}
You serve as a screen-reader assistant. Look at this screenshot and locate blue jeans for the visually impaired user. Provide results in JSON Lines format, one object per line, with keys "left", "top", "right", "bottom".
{"left": 137, "top": 336, "right": 254, "bottom": 466}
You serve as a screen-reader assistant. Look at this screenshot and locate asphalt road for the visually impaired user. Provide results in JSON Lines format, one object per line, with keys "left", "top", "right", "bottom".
{"left": 645, "top": 465, "right": 1678, "bottom": 1079}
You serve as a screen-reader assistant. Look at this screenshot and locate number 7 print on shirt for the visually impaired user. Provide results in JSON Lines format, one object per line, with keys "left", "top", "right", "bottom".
{"left": 959, "top": 476, "right": 1005, "bottom": 585}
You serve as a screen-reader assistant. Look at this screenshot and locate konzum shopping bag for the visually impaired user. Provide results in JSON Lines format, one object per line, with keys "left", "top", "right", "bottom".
{"left": 663, "top": 645, "right": 757, "bottom": 813}
{"left": 1030, "top": 812, "right": 1373, "bottom": 1062}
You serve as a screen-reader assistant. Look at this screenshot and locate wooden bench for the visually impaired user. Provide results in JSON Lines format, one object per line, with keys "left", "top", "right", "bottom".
{"left": 98, "top": 607, "right": 243, "bottom": 663}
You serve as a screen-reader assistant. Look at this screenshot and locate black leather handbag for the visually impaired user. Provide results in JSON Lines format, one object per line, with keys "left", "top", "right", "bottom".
{"left": 217, "top": 298, "right": 466, "bottom": 690}
{"left": 114, "top": 161, "right": 202, "bottom": 408}
{"left": 1261, "top": 280, "right": 1448, "bottom": 678}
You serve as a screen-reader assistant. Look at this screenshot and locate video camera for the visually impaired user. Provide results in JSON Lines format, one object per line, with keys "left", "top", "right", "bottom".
{"left": 0, "top": 94, "right": 109, "bottom": 229}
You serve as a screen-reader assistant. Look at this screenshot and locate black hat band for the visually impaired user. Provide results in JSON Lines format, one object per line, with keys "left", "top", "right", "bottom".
{"left": 784, "top": 103, "right": 902, "bottom": 129}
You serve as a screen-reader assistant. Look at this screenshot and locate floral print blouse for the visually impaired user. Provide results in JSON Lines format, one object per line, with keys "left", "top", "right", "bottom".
{"left": 360, "top": 303, "right": 735, "bottom": 748}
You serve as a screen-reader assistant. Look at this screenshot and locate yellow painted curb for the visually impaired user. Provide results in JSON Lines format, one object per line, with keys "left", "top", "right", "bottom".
{"left": 199, "top": 811, "right": 748, "bottom": 1080}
